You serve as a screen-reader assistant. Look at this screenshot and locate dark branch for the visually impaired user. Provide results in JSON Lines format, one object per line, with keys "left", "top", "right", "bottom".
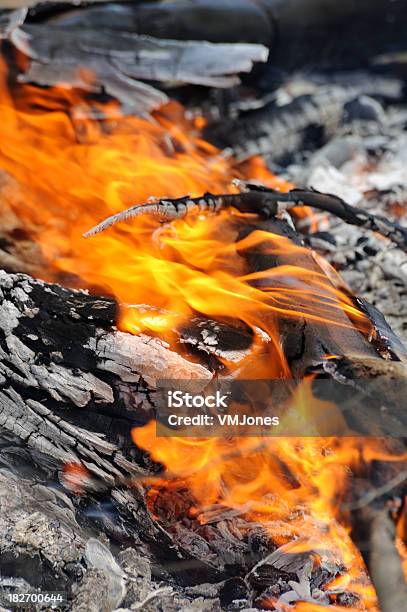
{"left": 84, "top": 183, "right": 407, "bottom": 252}
{"left": 244, "top": 183, "right": 407, "bottom": 251}
{"left": 83, "top": 192, "right": 272, "bottom": 237}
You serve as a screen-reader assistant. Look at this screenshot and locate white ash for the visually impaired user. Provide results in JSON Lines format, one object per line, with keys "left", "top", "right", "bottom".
{"left": 285, "top": 102, "right": 407, "bottom": 346}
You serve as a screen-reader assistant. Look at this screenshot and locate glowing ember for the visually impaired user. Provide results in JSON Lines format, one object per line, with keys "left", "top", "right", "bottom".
{"left": 61, "top": 462, "right": 92, "bottom": 496}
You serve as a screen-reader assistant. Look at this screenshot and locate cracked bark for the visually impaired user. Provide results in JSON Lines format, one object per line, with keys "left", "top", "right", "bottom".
{"left": 0, "top": 269, "right": 210, "bottom": 482}
{"left": 0, "top": 269, "right": 224, "bottom": 602}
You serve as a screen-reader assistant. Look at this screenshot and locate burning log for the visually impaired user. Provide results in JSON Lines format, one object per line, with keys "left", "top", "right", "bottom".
{"left": 0, "top": 269, "right": 210, "bottom": 482}
{"left": 81, "top": 186, "right": 407, "bottom": 438}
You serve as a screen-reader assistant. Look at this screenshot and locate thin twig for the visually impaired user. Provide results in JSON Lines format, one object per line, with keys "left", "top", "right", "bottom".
{"left": 83, "top": 183, "right": 407, "bottom": 252}
{"left": 241, "top": 182, "right": 407, "bottom": 252}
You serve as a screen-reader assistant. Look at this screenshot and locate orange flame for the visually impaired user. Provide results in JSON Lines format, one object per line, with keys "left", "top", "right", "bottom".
{"left": 0, "top": 59, "right": 370, "bottom": 373}
{"left": 132, "top": 412, "right": 405, "bottom": 609}
{"left": 0, "top": 58, "right": 405, "bottom": 610}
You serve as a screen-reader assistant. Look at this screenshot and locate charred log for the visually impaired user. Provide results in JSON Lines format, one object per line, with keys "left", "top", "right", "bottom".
{"left": 205, "top": 88, "right": 353, "bottom": 163}
{"left": 0, "top": 269, "right": 235, "bottom": 600}
{"left": 22, "top": 0, "right": 407, "bottom": 73}
{"left": 204, "top": 83, "right": 401, "bottom": 164}
{"left": 10, "top": 23, "right": 267, "bottom": 116}
{"left": 0, "top": 269, "right": 210, "bottom": 481}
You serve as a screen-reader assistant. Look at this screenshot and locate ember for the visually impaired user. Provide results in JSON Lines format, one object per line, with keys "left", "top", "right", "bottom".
{"left": 0, "top": 2, "right": 406, "bottom": 611}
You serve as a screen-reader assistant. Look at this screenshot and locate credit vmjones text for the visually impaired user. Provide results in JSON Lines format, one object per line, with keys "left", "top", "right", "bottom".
{"left": 167, "top": 414, "right": 280, "bottom": 427}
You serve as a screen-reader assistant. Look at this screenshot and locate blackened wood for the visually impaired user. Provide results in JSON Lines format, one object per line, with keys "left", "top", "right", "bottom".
{"left": 205, "top": 88, "right": 358, "bottom": 162}
{"left": 0, "top": 269, "right": 227, "bottom": 594}
{"left": 0, "top": 269, "right": 211, "bottom": 483}
{"left": 243, "top": 184, "right": 407, "bottom": 252}
{"left": 42, "top": 0, "right": 275, "bottom": 47}
{"left": 84, "top": 185, "right": 407, "bottom": 252}
{"left": 28, "top": 0, "right": 407, "bottom": 74}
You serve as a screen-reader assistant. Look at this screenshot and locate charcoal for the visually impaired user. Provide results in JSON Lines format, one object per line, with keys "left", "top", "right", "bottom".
{"left": 180, "top": 318, "right": 255, "bottom": 364}
{"left": 253, "top": 579, "right": 292, "bottom": 608}
{"left": 341, "top": 95, "right": 387, "bottom": 125}
{"left": 219, "top": 577, "right": 250, "bottom": 609}
{"left": 248, "top": 563, "right": 296, "bottom": 590}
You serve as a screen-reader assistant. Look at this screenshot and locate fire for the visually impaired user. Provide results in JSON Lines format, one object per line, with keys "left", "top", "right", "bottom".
{"left": 0, "top": 59, "right": 369, "bottom": 374}
{"left": 133, "top": 415, "right": 403, "bottom": 610}
{"left": 0, "top": 56, "right": 405, "bottom": 610}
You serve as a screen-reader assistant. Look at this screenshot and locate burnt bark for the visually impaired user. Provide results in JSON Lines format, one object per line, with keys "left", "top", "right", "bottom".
{"left": 9, "top": 22, "right": 267, "bottom": 116}
{"left": 0, "top": 269, "right": 229, "bottom": 605}
{"left": 0, "top": 269, "right": 210, "bottom": 482}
